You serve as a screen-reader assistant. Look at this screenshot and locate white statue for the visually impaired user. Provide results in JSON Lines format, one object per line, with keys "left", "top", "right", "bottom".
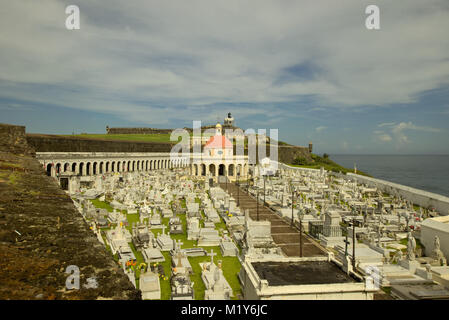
{"left": 407, "top": 232, "right": 416, "bottom": 261}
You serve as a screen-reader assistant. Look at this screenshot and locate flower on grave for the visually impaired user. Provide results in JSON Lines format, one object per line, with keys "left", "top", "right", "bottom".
{"left": 410, "top": 225, "right": 414, "bottom": 229}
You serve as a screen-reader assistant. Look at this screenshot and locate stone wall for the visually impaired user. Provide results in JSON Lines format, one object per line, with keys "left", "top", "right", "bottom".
{"left": 27, "top": 133, "right": 310, "bottom": 165}
{"left": 345, "top": 173, "right": 449, "bottom": 216}
{"left": 0, "top": 124, "right": 140, "bottom": 299}
{"left": 279, "top": 164, "right": 449, "bottom": 216}
{"left": 0, "top": 123, "right": 33, "bottom": 155}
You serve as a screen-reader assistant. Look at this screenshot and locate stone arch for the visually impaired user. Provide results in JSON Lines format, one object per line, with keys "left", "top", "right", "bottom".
{"left": 228, "top": 164, "right": 235, "bottom": 177}
{"left": 46, "top": 163, "right": 52, "bottom": 176}
{"left": 111, "top": 161, "right": 115, "bottom": 172}
{"left": 194, "top": 164, "right": 198, "bottom": 176}
{"left": 105, "top": 162, "right": 110, "bottom": 173}
{"left": 219, "top": 164, "right": 226, "bottom": 176}
{"left": 79, "top": 162, "right": 84, "bottom": 175}
{"left": 136, "top": 161, "right": 140, "bottom": 171}
{"left": 201, "top": 164, "right": 206, "bottom": 176}
{"left": 55, "top": 163, "right": 61, "bottom": 175}
{"left": 86, "top": 162, "right": 91, "bottom": 176}
{"left": 99, "top": 162, "right": 104, "bottom": 174}
{"left": 63, "top": 163, "right": 70, "bottom": 172}
{"left": 72, "top": 162, "right": 77, "bottom": 173}
{"left": 209, "top": 164, "right": 216, "bottom": 176}
{"left": 237, "top": 164, "right": 242, "bottom": 176}
{"left": 93, "top": 162, "right": 98, "bottom": 175}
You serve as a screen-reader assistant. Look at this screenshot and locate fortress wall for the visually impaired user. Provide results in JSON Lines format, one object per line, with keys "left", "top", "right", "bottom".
{"left": 106, "top": 127, "right": 191, "bottom": 134}
{"left": 26, "top": 134, "right": 174, "bottom": 153}
{"left": 0, "top": 123, "right": 32, "bottom": 155}
{"left": 26, "top": 134, "right": 310, "bottom": 164}
{"left": 0, "top": 124, "right": 140, "bottom": 299}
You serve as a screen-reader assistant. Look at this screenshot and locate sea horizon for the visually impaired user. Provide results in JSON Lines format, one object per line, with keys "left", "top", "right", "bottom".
{"left": 330, "top": 154, "right": 449, "bottom": 198}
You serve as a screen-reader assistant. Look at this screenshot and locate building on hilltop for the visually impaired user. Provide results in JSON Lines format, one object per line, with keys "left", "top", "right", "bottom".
{"left": 224, "top": 112, "right": 234, "bottom": 127}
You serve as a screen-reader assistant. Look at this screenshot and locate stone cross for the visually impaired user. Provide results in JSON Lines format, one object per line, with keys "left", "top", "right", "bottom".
{"left": 176, "top": 239, "right": 183, "bottom": 250}
{"left": 209, "top": 249, "right": 217, "bottom": 265}
{"left": 161, "top": 225, "right": 167, "bottom": 235}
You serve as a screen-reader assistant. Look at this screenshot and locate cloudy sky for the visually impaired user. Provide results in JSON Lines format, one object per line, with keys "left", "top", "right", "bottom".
{"left": 1, "top": 0, "right": 448, "bottom": 154}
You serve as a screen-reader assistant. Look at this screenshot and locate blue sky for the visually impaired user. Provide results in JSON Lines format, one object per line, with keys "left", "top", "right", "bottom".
{"left": 1, "top": 0, "right": 449, "bottom": 154}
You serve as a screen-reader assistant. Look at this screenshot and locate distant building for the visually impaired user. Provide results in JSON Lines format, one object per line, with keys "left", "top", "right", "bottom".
{"left": 224, "top": 112, "right": 234, "bottom": 127}
{"left": 190, "top": 122, "right": 248, "bottom": 180}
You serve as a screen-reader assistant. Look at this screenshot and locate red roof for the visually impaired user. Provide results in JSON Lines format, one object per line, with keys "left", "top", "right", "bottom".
{"left": 204, "top": 135, "right": 232, "bottom": 149}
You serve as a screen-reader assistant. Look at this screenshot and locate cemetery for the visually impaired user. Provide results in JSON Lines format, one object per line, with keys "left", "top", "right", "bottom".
{"left": 63, "top": 156, "right": 449, "bottom": 300}
{"left": 30, "top": 120, "right": 449, "bottom": 300}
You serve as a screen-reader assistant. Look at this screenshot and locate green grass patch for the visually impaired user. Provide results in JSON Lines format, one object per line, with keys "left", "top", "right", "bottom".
{"left": 90, "top": 199, "right": 114, "bottom": 212}
{"left": 188, "top": 246, "right": 242, "bottom": 300}
{"left": 399, "top": 237, "right": 424, "bottom": 251}
{"left": 64, "top": 133, "right": 178, "bottom": 143}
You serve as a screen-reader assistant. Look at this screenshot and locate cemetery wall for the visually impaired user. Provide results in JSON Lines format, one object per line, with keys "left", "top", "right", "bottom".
{"left": 345, "top": 173, "right": 449, "bottom": 216}
{"left": 0, "top": 124, "right": 140, "bottom": 299}
{"left": 279, "top": 164, "right": 449, "bottom": 215}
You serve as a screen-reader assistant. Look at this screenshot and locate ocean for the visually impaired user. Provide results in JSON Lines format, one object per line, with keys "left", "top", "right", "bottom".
{"left": 330, "top": 155, "right": 449, "bottom": 198}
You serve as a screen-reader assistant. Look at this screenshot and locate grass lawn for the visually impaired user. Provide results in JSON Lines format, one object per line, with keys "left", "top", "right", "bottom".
{"left": 90, "top": 199, "right": 113, "bottom": 212}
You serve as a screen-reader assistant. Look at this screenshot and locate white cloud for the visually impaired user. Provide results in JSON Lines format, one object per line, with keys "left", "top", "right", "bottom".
{"left": 378, "top": 134, "right": 393, "bottom": 142}
{"left": 378, "top": 122, "right": 396, "bottom": 128}
{"left": 0, "top": 1, "right": 449, "bottom": 125}
{"left": 315, "top": 126, "right": 327, "bottom": 133}
{"left": 374, "top": 121, "right": 443, "bottom": 145}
